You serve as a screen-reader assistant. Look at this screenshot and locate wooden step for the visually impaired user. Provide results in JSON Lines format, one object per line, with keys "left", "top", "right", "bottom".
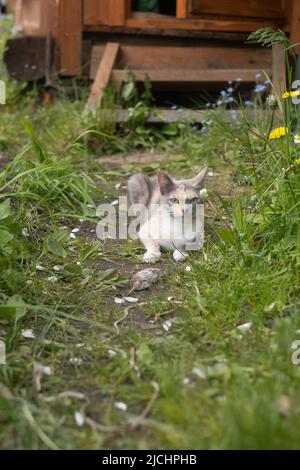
{"left": 111, "top": 69, "right": 270, "bottom": 83}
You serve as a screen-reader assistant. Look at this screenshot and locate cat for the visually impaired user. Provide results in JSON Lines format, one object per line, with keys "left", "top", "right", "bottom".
{"left": 127, "top": 168, "right": 208, "bottom": 263}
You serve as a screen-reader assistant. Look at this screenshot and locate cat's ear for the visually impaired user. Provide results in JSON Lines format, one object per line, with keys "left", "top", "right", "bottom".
{"left": 191, "top": 167, "right": 208, "bottom": 190}
{"left": 157, "top": 170, "right": 175, "bottom": 195}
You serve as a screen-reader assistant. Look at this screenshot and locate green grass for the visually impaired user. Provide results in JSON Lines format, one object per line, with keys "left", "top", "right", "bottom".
{"left": 1, "top": 23, "right": 300, "bottom": 449}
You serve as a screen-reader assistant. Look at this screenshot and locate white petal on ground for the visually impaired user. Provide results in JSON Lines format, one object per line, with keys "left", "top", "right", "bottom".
{"left": 26, "top": 280, "right": 33, "bottom": 286}
{"left": 48, "top": 276, "right": 58, "bottom": 283}
{"left": 33, "top": 363, "right": 52, "bottom": 376}
{"left": 192, "top": 367, "right": 206, "bottom": 379}
{"left": 163, "top": 320, "right": 172, "bottom": 332}
{"left": 69, "top": 357, "right": 83, "bottom": 366}
{"left": 124, "top": 297, "right": 139, "bottom": 303}
{"left": 114, "top": 401, "right": 128, "bottom": 412}
{"left": 22, "top": 228, "right": 29, "bottom": 237}
{"left": 53, "top": 265, "right": 63, "bottom": 272}
{"left": 22, "top": 329, "right": 36, "bottom": 340}
{"left": 111, "top": 200, "right": 119, "bottom": 206}
{"left": 114, "top": 183, "right": 121, "bottom": 190}
{"left": 185, "top": 266, "right": 192, "bottom": 272}
{"left": 237, "top": 322, "right": 253, "bottom": 332}
{"left": 70, "top": 233, "right": 77, "bottom": 239}
{"left": 108, "top": 349, "right": 117, "bottom": 358}
{"left": 74, "top": 411, "right": 85, "bottom": 427}
{"left": 115, "top": 297, "right": 125, "bottom": 305}
{"left": 71, "top": 228, "right": 80, "bottom": 234}
{"left": 36, "top": 265, "right": 46, "bottom": 272}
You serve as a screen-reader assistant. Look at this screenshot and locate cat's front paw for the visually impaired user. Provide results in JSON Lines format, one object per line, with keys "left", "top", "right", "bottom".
{"left": 173, "top": 249, "right": 188, "bottom": 262}
{"left": 143, "top": 251, "right": 161, "bottom": 264}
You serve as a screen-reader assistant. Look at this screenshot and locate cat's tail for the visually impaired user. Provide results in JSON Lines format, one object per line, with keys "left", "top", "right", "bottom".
{"left": 127, "top": 174, "right": 152, "bottom": 208}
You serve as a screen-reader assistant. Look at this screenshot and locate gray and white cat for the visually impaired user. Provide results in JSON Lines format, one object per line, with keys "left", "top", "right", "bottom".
{"left": 127, "top": 168, "right": 208, "bottom": 263}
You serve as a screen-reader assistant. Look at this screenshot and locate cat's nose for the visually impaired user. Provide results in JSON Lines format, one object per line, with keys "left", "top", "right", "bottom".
{"left": 181, "top": 206, "right": 188, "bottom": 215}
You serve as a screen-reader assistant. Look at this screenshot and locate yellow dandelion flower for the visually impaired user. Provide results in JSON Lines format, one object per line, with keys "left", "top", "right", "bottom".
{"left": 295, "top": 158, "right": 300, "bottom": 165}
{"left": 268, "top": 127, "right": 288, "bottom": 140}
{"left": 282, "top": 90, "right": 300, "bottom": 99}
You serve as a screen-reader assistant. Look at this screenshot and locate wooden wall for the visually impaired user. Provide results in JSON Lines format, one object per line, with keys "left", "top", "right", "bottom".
{"left": 84, "top": 0, "right": 127, "bottom": 26}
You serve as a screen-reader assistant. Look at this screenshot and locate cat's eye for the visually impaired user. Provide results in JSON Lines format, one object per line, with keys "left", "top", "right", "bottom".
{"left": 187, "top": 197, "right": 199, "bottom": 204}
{"left": 169, "top": 198, "right": 179, "bottom": 204}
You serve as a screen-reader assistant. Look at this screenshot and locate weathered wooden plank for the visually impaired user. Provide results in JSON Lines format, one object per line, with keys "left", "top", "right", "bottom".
{"left": 86, "top": 42, "right": 120, "bottom": 112}
{"left": 287, "top": 0, "right": 300, "bottom": 54}
{"left": 125, "top": 12, "right": 280, "bottom": 33}
{"left": 84, "top": 0, "right": 126, "bottom": 26}
{"left": 176, "top": 0, "right": 189, "bottom": 19}
{"left": 57, "top": 0, "right": 82, "bottom": 76}
{"left": 90, "top": 44, "right": 272, "bottom": 79}
{"left": 189, "top": 0, "right": 285, "bottom": 19}
{"left": 112, "top": 69, "right": 270, "bottom": 82}
{"left": 272, "top": 43, "right": 286, "bottom": 97}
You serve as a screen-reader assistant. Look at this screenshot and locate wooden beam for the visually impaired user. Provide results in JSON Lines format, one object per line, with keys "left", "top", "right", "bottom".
{"left": 176, "top": 0, "right": 189, "bottom": 19}
{"left": 57, "top": 0, "right": 82, "bottom": 76}
{"left": 86, "top": 43, "right": 120, "bottom": 113}
{"left": 90, "top": 44, "right": 272, "bottom": 80}
{"left": 189, "top": 0, "right": 284, "bottom": 20}
{"left": 84, "top": 0, "right": 127, "bottom": 26}
{"left": 287, "top": 0, "right": 300, "bottom": 54}
{"left": 272, "top": 43, "right": 286, "bottom": 97}
{"left": 112, "top": 68, "right": 270, "bottom": 83}
{"left": 125, "top": 12, "right": 279, "bottom": 33}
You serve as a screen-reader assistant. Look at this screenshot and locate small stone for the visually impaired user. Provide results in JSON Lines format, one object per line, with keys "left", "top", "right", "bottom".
{"left": 132, "top": 268, "right": 162, "bottom": 291}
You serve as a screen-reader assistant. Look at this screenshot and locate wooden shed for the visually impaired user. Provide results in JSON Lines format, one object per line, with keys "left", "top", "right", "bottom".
{"left": 4, "top": 1, "right": 300, "bottom": 110}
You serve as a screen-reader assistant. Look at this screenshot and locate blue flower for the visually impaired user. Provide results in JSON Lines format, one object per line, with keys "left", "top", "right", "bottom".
{"left": 220, "top": 90, "right": 227, "bottom": 97}
{"left": 227, "top": 87, "right": 234, "bottom": 93}
{"left": 254, "top": 84, "right": 266, "bottom": 93}
{"left": 244, "top": 100, "right": 253, "bottom": 107}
